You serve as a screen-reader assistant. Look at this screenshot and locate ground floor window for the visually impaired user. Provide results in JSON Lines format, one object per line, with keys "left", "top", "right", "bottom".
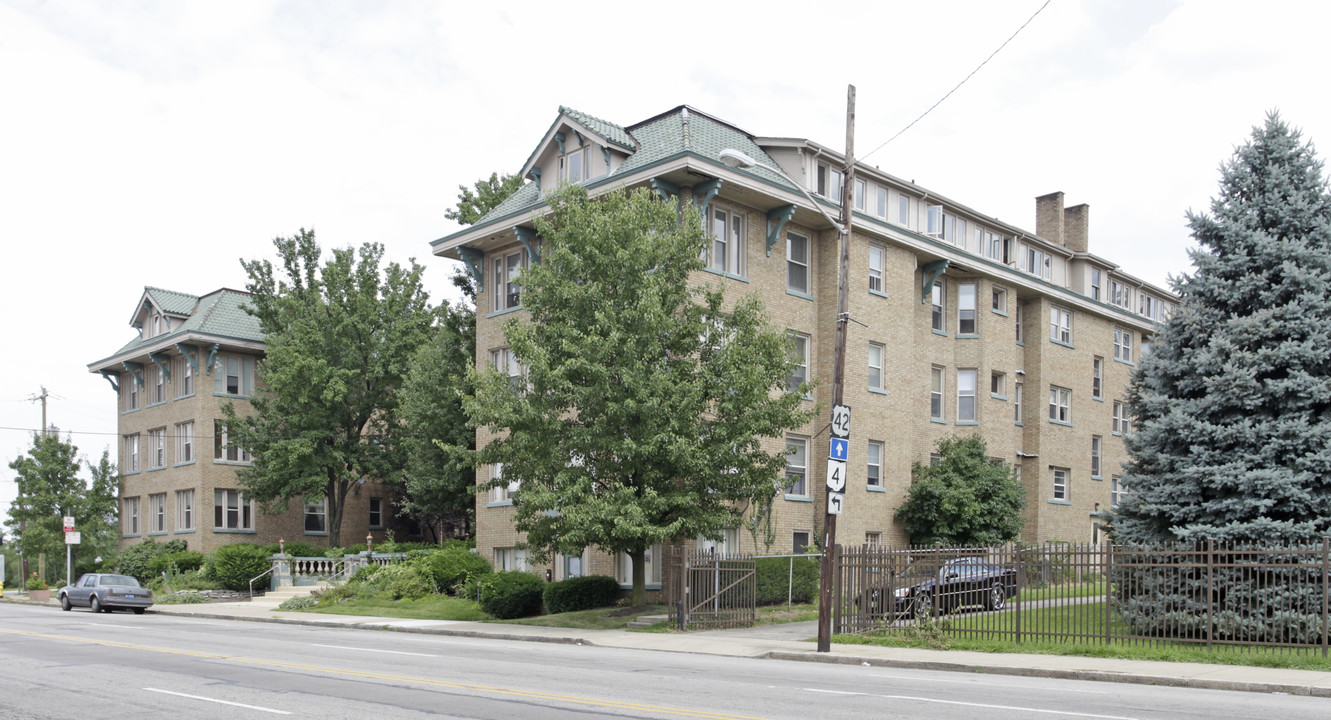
{"left": 617, "top": 543, "right": 662, "bottom": 586}
{"left": 495, "top": 547, "right": 529, "bottom": 572}
{"left": 214, "top": 488, "right": 254, "bottom": 530}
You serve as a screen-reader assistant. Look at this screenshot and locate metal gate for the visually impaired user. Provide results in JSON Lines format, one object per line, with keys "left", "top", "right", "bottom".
{"left": 664, "top": 546, "right": 756, "bottom": 631}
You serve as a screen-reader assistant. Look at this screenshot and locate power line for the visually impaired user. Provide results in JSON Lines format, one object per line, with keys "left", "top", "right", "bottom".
{"left": 860, "top": 0, "right": 1053, "bottom": 164}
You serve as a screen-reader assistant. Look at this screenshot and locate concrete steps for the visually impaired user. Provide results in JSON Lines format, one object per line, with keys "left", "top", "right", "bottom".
{"left": 251, "top": 583, "right": 330, "bottom": 608}
{"left": 626, "top": 613, "right": 669, "bottom": 629}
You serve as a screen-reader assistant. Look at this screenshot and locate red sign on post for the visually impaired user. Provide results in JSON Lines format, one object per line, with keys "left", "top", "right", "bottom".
{"left": 63, "top": 516, "right": 75, "bottom": 532}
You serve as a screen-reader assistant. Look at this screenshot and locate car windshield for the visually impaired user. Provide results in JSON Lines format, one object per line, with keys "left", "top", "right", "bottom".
{"left": 102, "top": 575, "right": 140, "bottom": 587}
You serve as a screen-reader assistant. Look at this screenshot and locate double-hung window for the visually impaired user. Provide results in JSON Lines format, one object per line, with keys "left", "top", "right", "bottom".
{"left": 868, "top": 245, "right": 885, "bottom": 293}
{"left": 369, "top": 497, "right": 383, "bottom": 528}
{"left": 1092, "top": 357, "right": 1104, "bottom": 399}
{"left": 124, "top": 497, "right": 140, "bottom": 535}
{"left": 214, "top": 355, "right": 254, "bottom": 396}
{"left": 1110, "top": 280, "right": 1130, "bottom": 309}
{"left": 1114, "top": 328, "right": 1134, "bottom": 362}
{"left": 1090, "top": 268, "right": 1102, "bottom": 301}
{"left": 788, "top": 332, "right": 809, "bottom": 397}
{"left": 148, "top": 428, "right": 166, "bottom": 469}
{"left": 490, "top": 348, "right": 525, "bottom": 391}
{"left": 866, "top": 440, "right": 883, "bottom": 488}
{"left": 214, "top": 420, "right": 251, "bottom": 463}
{"left": 708, "top": 208, "right": 746, "bottom": 276}
{"left": 930, "top": 366, "right": 945, "bottom": 421}
{"left": 816, "top": 163, "right": 843, "bottom": 200}
{"left": 931, "top": 282, "right": 945, "bottom": 332}
{"left": 175, "top": 355, "right": 193, "bottom": 397}
{"left": 125, "top": 373, "right": 139, "bottom": 411}
{"left": 1050, "top": 306, "right": 1072, "bottom": 345}
{"left": 175, "top": 421, "right": 194, "bottom": 464}
{"left": 785, "top": 436, "right": 808, "bottom": 496}
{"left": 1091, "top": 435, "right": 1103, "bottom": 477}
{"left": 304, "top": 497, "right": 328, "bottom": 533}
{"left": 1113, "top": 401, "right": 1131, "bottom": 435}
{"left": 214, "top": 489, "right": 253, "bottom": 531}
{"left": 175, "top": 489, "right": 194, "bottom": 531}
{"left": 958, "top": 283, "right": 977, "bottom": 334}
{"left": 492, "top": 249, "right": 527, "bottom": 312}
{"left": 1014, "top": 382, "right": 1023, "bottom": 423}
{"left": 898, "top": 194, "right": 910, "bottom": 227}
{"left": 868, "top": 342, "right": 884, "bottom": 392}
{"left": 1049, "top": 386, "right": 1071, "bottom": 424}
{"left": 149, "top": 365, "right": 165, "bottom": 404}
{"left": 875, "top": 187, "right": 888, "bottom": 218}
{"left": 1111, "top": 476, "right": 1128, "bottom": 508}
{"left": 124, "top": 434, "right": 140, "bottom": 473}
{"left": 1015, "top": 305, "right": 1024, "bottom": 343}
{"left": 148, "top": 493, "right": 166, "bottom": 533}
{"left": 786, "top": 233, "right": 810, "bottom": 295}
{"left": 490, "top": 463, "right": 519, "bottom": 503}
{"left": 1052, "top": 467, "right": 1069, "bottom": 501}
{"left": 853, "top": 178, "right": 866, "bottom": 211}
{"left": 957, "top": 369, "right": 977, "bottom": 422}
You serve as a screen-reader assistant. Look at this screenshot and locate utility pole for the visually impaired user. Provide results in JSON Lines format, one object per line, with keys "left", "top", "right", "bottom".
{"left": 817, "top": 85, "right": 856, "bottom": 653}
{"left": 28, "top": 386, "right": 49, "bottom": 436}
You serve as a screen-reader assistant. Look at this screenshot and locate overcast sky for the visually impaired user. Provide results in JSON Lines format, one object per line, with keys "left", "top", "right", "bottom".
{"left": 3, "top": 0, "right": 1327, "bottom": 518}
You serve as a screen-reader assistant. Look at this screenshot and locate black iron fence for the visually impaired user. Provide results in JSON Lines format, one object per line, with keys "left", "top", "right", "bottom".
{"left": 836, "top": 539, "right": 1331, "bottom": 656}
{"left": 664, "top": 546, "right": 756, "bottom": 631}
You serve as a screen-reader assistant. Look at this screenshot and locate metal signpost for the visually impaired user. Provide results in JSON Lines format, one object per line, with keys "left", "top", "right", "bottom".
{"left": 64, "top": 516, "right": 76, "bottom": 587}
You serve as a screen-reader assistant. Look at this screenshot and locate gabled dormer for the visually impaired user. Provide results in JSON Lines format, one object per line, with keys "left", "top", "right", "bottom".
{"left": 519, "top": 106, "right": 637, "bottom": 194}
{"left": 130, "top": 287, "right": 199, "bottom": 341}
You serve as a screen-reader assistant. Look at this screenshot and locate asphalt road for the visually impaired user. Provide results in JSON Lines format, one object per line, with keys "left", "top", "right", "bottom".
{"left": 1, "top": 603, "right": 1326, "bottom": 719}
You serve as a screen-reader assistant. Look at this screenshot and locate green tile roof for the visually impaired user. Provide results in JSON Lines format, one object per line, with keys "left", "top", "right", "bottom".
{"left": 560, "top": 106, "right": 635, "bottom": 150}
{"left": 94, "top": 288, "right": 263, "bottom": 367}
{"left": 145, "top": 287, "right": 199, "bottom": 315}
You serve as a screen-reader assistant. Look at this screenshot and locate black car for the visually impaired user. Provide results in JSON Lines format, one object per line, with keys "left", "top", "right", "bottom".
{"left": 58, "top": 573, "right": 154, "bottom": 614}
{"left": 858, "top": 557, "right": 1017, "bottom": 618}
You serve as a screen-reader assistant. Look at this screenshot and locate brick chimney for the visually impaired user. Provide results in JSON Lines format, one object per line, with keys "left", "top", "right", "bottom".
{"left": 1063, "top": 204, "right": 1089, "bottom": 253}
{"left": 1036, "top": 192, "right": 1065, "bottom": 246}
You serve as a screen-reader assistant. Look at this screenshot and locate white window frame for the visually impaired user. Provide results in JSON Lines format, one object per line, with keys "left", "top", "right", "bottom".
{"left": 1114, "top": 328, "right": 1134, "bottom": 363}
{"left": 853, "top": 178, "right": 866, "bottom": 211}
{"left": 490, "top": 463, "right": 519, "bottom": 504}
{"left": 816, "top": 162, "right": 842, "bottom": 200}
{"left": 707, "top": 207, "right": 746, "bottom": 276}
{"left": 175, "top": 421, "right": 194, "bottom": 464}
{"left": 148, "top": 493, "right": 166, "bottom": 533}
{"left": 1093, "top": 357, "right": 1104, "bottom": 399}
{"left": 788, "top": 332, "right": 810, "bottom": 397}
{"left": 1111, "top": 476, "right": 1128, "bottom": 508}
{"left": 616, "top": 543, "right": 662, "bottom": 586}
{"left": 149, "top": 364, "right": 165, "bottom": 404}
{"left": 175, "top": 355, "right": 193, "bottom": 397}
{"left": 1091, "top": 435, "right": 1103, "bottom": 477}
{"left": 491, "top": 248, "right": 528, "bottom": 313}
{"left": 304, "top": 497, "right": 328, "bottom": 534}
{"left": 1113, "top": 400, "right": 1131, "bottom": 435}
{"left": 1049, "top": 386, "right": 1072, "bottom": 423}
{"left": 957, "top": 369, "right": 977, "bottom": 422}
{"left": 931, "top": 282, "right": 945, "bottom": 332}
{"left": 495, "top": 547, "right": 531, "bottom": 572}
{"left": 213, "top": 420, "right": 251, "bottom": 463}
{"left": 560, "top": 146, "right": 586, "bottom": 184}
{"left": 926, "top": 204, "right": 943, "bottom": 237}
{"left": 868, "top": 244, "right": 885, "bottom": 293}
{"left": 875, "top": 187, "right": 888, "bottom": 218}
{"left": 124, "top": 433, "right": 140, "bottom": 473}
{"left": 126, "top": 372, "right": 139, "bottom": 411}
{"left": 785, "top": 436, "right": 808, "bottom": 496}
{"left": 175, "top": 489, "right": 194, "bottom": 531}
{"left": 992, "top": 287, "right": 1008, "bottom": 314}
{"left": 1050, "top": 306, "right": 1072, "bottom": 344}
{"left": 898, "top": 194, "right": 910, "bottom": 227}
{"left": 1014, "top": 382, "right": 1024, "bottom": 423}
{"left": 866, "top": 440, "right": 883, "bottom": 487}
{"left": 148, "top": 428, "right": 166, "bottom": 469}
{"left": 991, "top": 371, "right": 1006, "bottom": 397}
{"left": 930, "top": 365, "right": 945, "bottom": 420}
{"left": 214, "top": 488, "right": 254, "bottom": 531}
{"left": 868, "top": 342, "right": 885, "bottom": 392}
{"left": 124, "top": 496, "right": 140, "bottom": 535}
{"left": 1090, "top": 268, "right": 1102, "bottom": 301}
{"left": 1052, "top": 467, "right": 1069, "bottom": 501}
{"left": 958, "top": 282, "right": 977, "bottom": 334}
{"left": 786, "top": 232, "right": 810, "bottom": 295}
{"left": 489, "top": 347, "right": 525, "bottom": 391}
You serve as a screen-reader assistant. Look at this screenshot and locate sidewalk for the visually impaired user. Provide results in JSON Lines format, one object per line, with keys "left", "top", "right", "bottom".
{"left": 7, "top": 592, "right": 1330, "bottom": 697}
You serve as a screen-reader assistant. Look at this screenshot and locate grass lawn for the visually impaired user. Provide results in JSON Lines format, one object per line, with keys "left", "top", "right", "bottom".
{"left": 837, "top": 600, "right": 1331, "bottom": 672}
{"left": 1018, "top": 581, "right": 1107, "bottom": 603}
{"left": 499, "top": 605, "right": 670, "bottom": 630}
{"left": 301, "top": 595, "right": 489, "bottom": 621}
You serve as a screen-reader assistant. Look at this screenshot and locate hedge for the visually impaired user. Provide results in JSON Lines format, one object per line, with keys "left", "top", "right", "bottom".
{"left": 209, "top": 544, "right": 273, "bottom": 591}
{"left": 409, "top": 547, "right": 492, "bottom": 594}
{"left": 147, "top": 551, "right": 207, "bottom": 576}
{"left": 472, "top": 571, "right": 545, "bottom": 619}
{"left": 113, "top": 539, "right": 188, "bottom": 583}
{"left": 754, "top": 556, "right": 819, "bottom": 606}
{"left": 543, "top": 575, "right": 621, "bottom": 614}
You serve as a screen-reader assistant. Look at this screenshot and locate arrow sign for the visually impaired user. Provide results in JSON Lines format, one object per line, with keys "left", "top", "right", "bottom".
{"left": 826, "top": 458, "right": 847, "bottom": 493}
{"left": 828, "top": 492, "right": 844, "bottom": 515}
{"left": 829, "top": 437, "right": 848, "bottom": 462}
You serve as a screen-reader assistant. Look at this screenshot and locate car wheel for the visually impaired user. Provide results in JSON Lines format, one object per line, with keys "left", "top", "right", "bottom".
{"left": 914, "top": 592, "right": 934, "bottom": 618}
{"left": 90, "top": 595, "right": 104, "bottom": 614}
{"left": 987, "top": 581, "right": 1006, "bottom": 611}
{"left": 133, "top": 608, "right": 146, "bottom": 615}
{"left": 60, "top": 594, "right": 72, "bottom": 611}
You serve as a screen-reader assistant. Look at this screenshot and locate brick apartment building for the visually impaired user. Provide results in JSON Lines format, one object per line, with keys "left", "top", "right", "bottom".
{"left": 431, "top": 105, "right": 1173, "bottom": 591}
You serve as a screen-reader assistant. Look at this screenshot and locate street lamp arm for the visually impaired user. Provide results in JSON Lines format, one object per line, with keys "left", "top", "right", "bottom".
{"left": 718, "top": 149, "right": 846, "bottom": 235}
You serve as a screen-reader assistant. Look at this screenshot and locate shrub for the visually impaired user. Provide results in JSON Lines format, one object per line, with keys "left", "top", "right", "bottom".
{"left": 473, "top": 571, "right": 545, "bottom": 619}
{"left": 209, "top": 544, "right": 273, "bottom": 591}
{"left": 155, "top": 592, "right": 209, "bottom": 605}
{"left": 410, "top": 547, "right": 492, "bottom": 594}
{"left": 272, "top": 541, "right": 327, "bottom": 558}
{"left": 112, "top": 539, "right": 188, "bottom": 583}
{"left": 754, "top": 556, "right": 819, "bottom": 606}
{"left": 543, "top": 575, "right": 621, "bottom": 614}
{"left": 148, "top": 551, "right": 207, "bottom": 576}
{"left": 25, "top": 573, "right": 48, "bottom": 591}
{"left": 278, "top": 595, "right": 319, "bottom": 611}
{"left": 370, "top": 564, "right": 434, "bottom": 600}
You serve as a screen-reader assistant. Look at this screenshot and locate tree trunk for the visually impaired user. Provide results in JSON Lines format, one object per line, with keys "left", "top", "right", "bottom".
{"left": 327, "top": 474, "right": 346, "bottom": 548}
{"left": 630, "top": 546, "right": 646, "bottom": 607}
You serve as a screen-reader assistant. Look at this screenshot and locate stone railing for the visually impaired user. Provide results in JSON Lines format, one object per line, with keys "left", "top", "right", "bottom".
{"left": 268, "top": 552, "right": 409, "bottom": 589}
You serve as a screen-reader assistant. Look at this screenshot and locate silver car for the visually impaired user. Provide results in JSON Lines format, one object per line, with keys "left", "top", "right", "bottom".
{"left": 59, "top": 573, "right": 154, "bottom": 614}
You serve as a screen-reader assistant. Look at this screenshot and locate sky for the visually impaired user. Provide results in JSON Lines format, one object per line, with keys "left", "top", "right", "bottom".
{"left": 2, "top": 0, "right": 1328, "bottom": 518}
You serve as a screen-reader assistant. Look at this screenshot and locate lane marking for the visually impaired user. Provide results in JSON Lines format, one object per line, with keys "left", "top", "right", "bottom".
{"left": 312, "top": 644, "right": 438, "bottom": 657}
{"left": 145, "top": 688, "right": 291, "bottom": 715}
{"left": 868, "top": 672, "right": 1111, "bottom": 694}
{"left": 2, "top": 629, "right": 772, "bottom": 720}
{"left": 73, "top": 623, "right": 146, "bottom": 630}
{"left": 805, "top": 688, "right": 1138, "bottom": 719}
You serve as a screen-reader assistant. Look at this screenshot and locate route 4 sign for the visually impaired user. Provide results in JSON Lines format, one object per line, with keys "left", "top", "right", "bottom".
{"left": 830, "top": 404, "right": 851, "bottom": 438}
{"left": 826, "top": 458, "right": 847, "bottom": 493}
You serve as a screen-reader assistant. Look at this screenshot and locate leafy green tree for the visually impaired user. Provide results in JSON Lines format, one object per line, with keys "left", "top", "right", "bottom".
{"left": 228, "top": 230, "right": 438, "bottom": 546}
{"left": 1116, "top": 113, "right": 1331, "bottom": 544}
{"left": 893, "top": 435, "right": 1024, "bottom": 546}
{"left": 462, "top": 185, "right": 814, "bottom": 605}
{"left": 445, "top": 172, "right": 525, "bottom": 226}
{"left": 399, "top": 287, "right": 477, "bottom": 540}
{"left": 5, "top": 431, "right": 119, "bottom": 584}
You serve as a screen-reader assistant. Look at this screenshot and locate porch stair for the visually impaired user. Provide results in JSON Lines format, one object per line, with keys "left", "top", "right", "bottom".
{"left": 251, "top": 582, "right": 330, "bottom": 608}
{"left": 625, "top": 613, "right": 669, "bottom": 630}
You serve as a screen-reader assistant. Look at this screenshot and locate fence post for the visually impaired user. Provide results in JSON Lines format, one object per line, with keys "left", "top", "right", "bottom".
{"left": 1015, "top": 544, "right": 1022, "bottom": 644}
{"left": 1322, "top": 536, "right": 1329, "bottom": 658}
{"left": 788, "top": 556, "right": 794, "bottom": 608}
{"left": 1104, "top": 543, "right": 1112, "bottom": 646}
{"left": 1206, "top": 539, "right": 1214, "bottom": 652}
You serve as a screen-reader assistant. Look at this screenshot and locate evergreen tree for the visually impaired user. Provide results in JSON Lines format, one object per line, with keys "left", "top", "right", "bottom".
{"left": 1116, "top": 113, "right": 1331, "bottom": 544}
{"left": 893, "top": 435, "right": 1024, "bottom": 546}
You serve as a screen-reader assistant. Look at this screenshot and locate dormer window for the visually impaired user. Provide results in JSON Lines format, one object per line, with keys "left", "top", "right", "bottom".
{"left": 816, "top": 162, "right": 842, "bottom": 200}
{"left": 561, "top": 147, "right": 586, "bottom": 184}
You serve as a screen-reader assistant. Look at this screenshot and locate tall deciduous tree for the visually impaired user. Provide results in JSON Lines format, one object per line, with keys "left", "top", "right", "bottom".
{"left": 445, "top": 172, "right": 525, "bottom": 226}
{"left": 5, "top": 431, "right": 119, "bottom": 583}
{"left": 229, "top": 230, "right": 437, "bottom": 547}
{"left": 893, "top": 435, "right": 1024, "bottom": 546}
{"left": 1116, "top": 113, "right": 1331, "bottom": 543}
{"left": 462, "top": 186, "right": 814, "bottom": 605}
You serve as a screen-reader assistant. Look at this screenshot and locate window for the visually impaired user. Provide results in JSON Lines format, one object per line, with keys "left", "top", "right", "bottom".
{"left": 174, "top": 421, "right": 193, "bottom": 464}
{"left": 1049, "top": 386, "right": 1071, "bottom": 423}
{"left": 816, "top": 162, "right": 842, "bottom": 200}
{"left": 792, "top": 531, "right": 811, "bottom": 554}
{"left": 1090, "top": 268, "right": 1102, "bottom": 301}
{"left": 786, "top": 232, "right": 809, "bottom": 294}
{"left": 495, "top": 547, "right": 530, "bottom": 572}
{"left": 930, "top": 453, "right": 943, "bottom": 467}
{"left": 853, "top": 178, "right": 866, "bottom": 211}
{"left": 930, "top": 366, "right": 945, "bottom": 421}
{"left": 1110, "top": 280, "right": 1129, "bottom": 308}
{"left": 788, "top": 333, "right": 809, "bottom": 396}
{"left": 1092, "top": 357, "right": 1104, "bottom": 399}
{"left": 148, "top": 493, "right": 166, "bottom": 533}
{"left": 490, "top": 463, "right": 519, "bottom": 503}
{"left": 304, "top": 497, "right": 327, "bottom": 534}
{"left": 1139, "top": 294, "right": 1161, "bottom": 321}
{"left": 1014, "top": 382, "right": 1023, "bottom": 423}
{"left": 868, "top": 245, "right": 885, "bottom": 293}
{"left": 561, "top": 147, "right": 586, "bottom": 183}
{"left": 1091, "top": 435, "right": 1103, "bottom": 477}
{"left": 958, "top": 283, "right": 976, "bottom": 334}
{"left": 175, "top": 356, "right": 193, "bottom": 397}
{"left": 991, "top": 371, "right": 1006, "bottom": 397}
{"left": 697, "top": 527, "right": 739, "bottom": 555}
{"left": 148, "top": 428, "right": 166, "bottom": 469}
{"left": 707, "top": 208, "right": 746, "bottom": 276}
{"left": 875, "top": 187, "right": 888, "bottom": 218}
{"left": 491, "top": 249, "right": 527, "bottom": 312}
{"left": 126, "top": 373, "right": 139, "bottom": 411}
{"left": 867, "top": 440, "right": 883, "bottom": 487}
{"left": 213, "top": 355, "right": 254, "bottom": 396}
{"left": 1024, "top": 246, "right": 1052, "bottom": 280}
{"left": 215, "top": 489, "right": 254, "bottom": 530}
{"left": 123, "top": 433, "right": 140, "bottom": 473}
{"left": 213, "top": 420, "right": 251, "bottom": 463}
{"left": 868, "top": 342, "right": 884, "bottom": 392}
{"left": 954, "top": 217, "right": 967, "bottom": 248}
{"left": 931, "top": 282, "right": 945, "bottom": 332}
{"left": 926, "top": 205, "right": 943, "bottom": 237}
{"left": 123, "top": 497, "right": 140, "bottom": 535}
{"left": 1114, "top": 328, "right": 1134, "bottom": 363}
{"left": 149, "top": 364, "right": 165, "bottom": 404}
{"left": 984, "top": 230, "right": 1005, "bottom": 261}
{"left": 1050, "top": 306, "right": 1072, "bottom": 344}
{"left": 865, "top": 531, "right": 882, "bottom": 546}
{"left": 175, "top": 490, "right": 194, "bottom": 531}
{"left": 1111, "top": 476, "right": 1128, "bottom": 509}
{"left": 617, "top": 544, "right": 662, "bottom": 585}
{"left": 1015, "top": 304, "right": 1024, "bottom": 343}
{"left": 1113, "top": 401, "right": 1131, "bottom": 435}
{"left": 898, "top": 194, "right": 910, "bottom": 226}
{"left": 992, "top": 287, "right": 1007, "bottom": 314}
{"left": 490, "top": 348, "right": 525, "bottom": 391}
{"left": 369, "top": 497, "right": 383, "bottom": 528}
{"left": 1052, "top": 467, "right": 1069, "bottom": 501}
{"left": 785, "top": 436, "right": 808, "bottom": 496}
{"left": 957, "top": 369, "right": 977, "bottom": 422}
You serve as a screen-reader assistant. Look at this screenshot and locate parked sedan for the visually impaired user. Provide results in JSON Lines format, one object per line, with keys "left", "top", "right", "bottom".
{"left": 858, "top": 557, "right": 1017, "bottom": 618}
{"left": 59, "top": 573, "right": 154, "bottom": 614}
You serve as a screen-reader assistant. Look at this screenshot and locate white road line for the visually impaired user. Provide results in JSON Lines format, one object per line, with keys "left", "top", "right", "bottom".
{"left": 805, "top": 688, "right": 1138, "bottom": 719}
{"left": 73, "top": 623, "right": 146, "bottom": 630}
{"left": 868, "top": 673, "right": 1111, "bottom": 694}
{"left": 144, "top": 688, "right": 292, "bottom": 715}
{"left": 311, "top": 643, "right": 439, "bottom": 657}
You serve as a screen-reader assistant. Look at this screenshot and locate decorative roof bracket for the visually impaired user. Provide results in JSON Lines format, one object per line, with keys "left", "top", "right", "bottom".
{"left": 529, "top": 167, "right": 542, "bottom": 193}
{"left": 650, "top": 177, "right": 680, "bottom": 202}
{"left": 121, "top": 361, "right": 145, "bottom": 388}
{"left": 149, "top": 352, "right": 172, "bottom": 382}
{"left": 515, "top": 226, "right": 540, "bottom": 264}
{"left": 99, "top": 370, "right": 119, "bottom": 393}
{"left": 553, "top": 131, "right": 566, "bottom": 156}
{"left": 574, "top": 131, "right": 585, "bottom": 147}
{"left": 601, "top": 146, "right": 612, "bottom": 173}
{"left": 175, "top": 343, "right": 199, "bottom": 374}
{"left": 204, "top": 343, "right": 221, "bottom": 375}
{"left": 766, "top": 204, "right": 797, "bottom": 257}
{"left": 921, "top": 260, "right": 950, "bottom": 304}
{"left": 457, "top": 247, "right": 485, "bottom": 293}
{"left": 693, "top": 179, "right": 722, "bottom": 222}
